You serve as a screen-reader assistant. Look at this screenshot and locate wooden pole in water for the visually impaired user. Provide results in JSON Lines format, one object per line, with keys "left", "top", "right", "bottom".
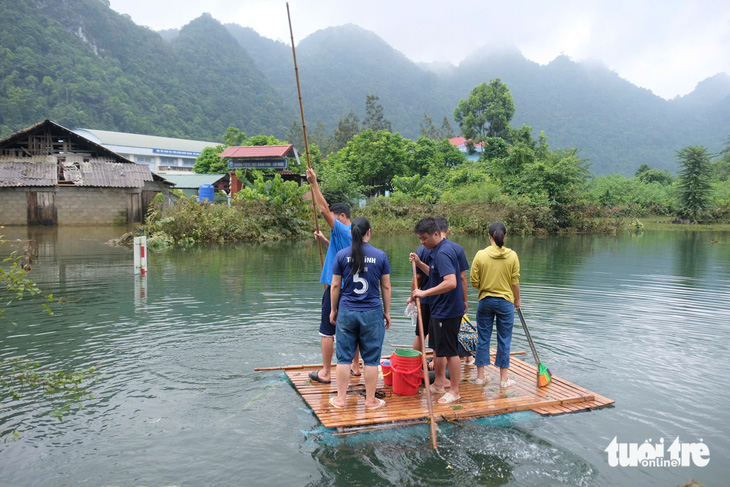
{"left": 287, "top": 2, "right": 324, "bottom": 270}
{"left": 412, "top": 261, "right": 438, "bottom": 450}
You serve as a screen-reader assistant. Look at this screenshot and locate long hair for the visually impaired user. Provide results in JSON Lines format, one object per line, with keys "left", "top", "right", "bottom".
{"left": 488, "top": 221, "right": 507, "bottom": 248}
{"left": 350, "top": 217, "right": 371, "bottom": 274}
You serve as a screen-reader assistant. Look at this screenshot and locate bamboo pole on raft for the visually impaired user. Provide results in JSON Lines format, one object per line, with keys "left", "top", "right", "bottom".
{"left": 287, "top": 2, "right": 323, "bottom": 271}
{"left": 412, "top": 261, "right": 438, "bottom": 449}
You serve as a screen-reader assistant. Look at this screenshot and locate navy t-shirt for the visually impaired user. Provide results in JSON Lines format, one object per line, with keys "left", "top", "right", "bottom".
{"left": 427, "top": 239, "right": 464, "bottom": 319}
{"left": 332, "top": 242, "right": 391, "bottom": 312}
{"left": 445, "top": 238, "right": 470, "bottom": 273}
{"left": 415, "top": 244, "right": 432, "bottom": 305}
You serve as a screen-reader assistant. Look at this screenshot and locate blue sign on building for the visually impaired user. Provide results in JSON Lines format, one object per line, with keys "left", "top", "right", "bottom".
{"left": 228, "top": 158, "right": 288, "bottom": 169}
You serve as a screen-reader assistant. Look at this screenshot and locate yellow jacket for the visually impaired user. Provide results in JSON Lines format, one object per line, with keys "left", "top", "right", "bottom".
{"left": 470, "top": 244, "right": 520, "bottom": 302}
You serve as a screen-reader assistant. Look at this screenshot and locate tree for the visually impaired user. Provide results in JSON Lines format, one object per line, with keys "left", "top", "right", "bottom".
{"left": 635, "top": 163, "right": 652, "bottom": 177}
{"left": 222, "top": 126, "right": 247, "bottom": 146}
{"left": 333, "top": 110, "right": 361, "bottom": 152}
{"left": 454, "top": 79, "right": 515, "bottom": 141}
{"left": 363, "top": 94, "right": 392, "bottom": 132}
{"left": 439, "top": 116, "right": 455, "bottom": 139}
{"left": 286, "top": 118, "right": 333, "bottom": 157}
{"left": 329, "top": 129, "right": 410, "bottom": 195}
{"left": 419, "top": 113, "right": 440, "bottom": 140}
{"left": 638, "top": 168, "right": 674, "bottom": 185}
{"left": 676, "top": 145, "right": 713, "bottom": 222}
{"left": 193, "top": 145, "right": 226, "bottom": 173}
{"left": 711, "top": 135, "right": 730, "bottom": 181}
{"left": 420, "top": 114, "right": 456, "bottom": 141}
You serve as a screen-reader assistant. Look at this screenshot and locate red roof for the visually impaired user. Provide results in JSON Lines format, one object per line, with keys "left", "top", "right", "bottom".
{"left": 219, "top": 144, "right": 294, "bottom": 159}
{"left": 449, "top": 136, "right": 484, "bottom": 148}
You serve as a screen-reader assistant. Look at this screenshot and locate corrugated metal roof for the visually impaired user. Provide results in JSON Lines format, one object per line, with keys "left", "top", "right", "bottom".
{"left": 74, "top": 128, "right": 220, "bottom": 152}
{"left": 0, "top": 120, "right": 134, "bottom": 163}
{"left": 220, "top": 145, "right": 294, "bottom": 159}
{"left": 61, "top": 162, "right": 152, "bottom": 187}
{"left": 0, "top": 161, "right": 56, "bottom": 187}
{"left": 158, "top": 173, "right": 228, "bottom": 189}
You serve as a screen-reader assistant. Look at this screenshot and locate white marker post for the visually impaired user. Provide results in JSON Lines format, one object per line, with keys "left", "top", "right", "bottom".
{"left": 133, "top": 236, "right": 147, "bottom": 276}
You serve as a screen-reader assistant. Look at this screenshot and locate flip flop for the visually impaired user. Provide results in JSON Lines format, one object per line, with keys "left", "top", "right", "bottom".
{"left": 308, "top": 370, "right": 331, "bottom": 384}
{"left": 429, "top": 385, "right": 446, "bottom": 394}
{"left": 365, "top": 398, "right": 386, "bottom": 410}
{"left": 350, "top": 369, "right": 362, "bottom": 377}
{"left": 500, "top": 378, "right": 516, "bottom": 388}
{"left": 437, "top": 392, "right": 460, "bottom": 404}
{"left": 329, "top": 397, "right": 345, "bottom": 409}
{"left": 474, "top": 377, "right": 489, "bottom": 385}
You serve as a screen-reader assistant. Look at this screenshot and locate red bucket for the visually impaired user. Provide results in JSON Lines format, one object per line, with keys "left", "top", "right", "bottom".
{"left": 391, "top": 349, "right": 423, "bottom": 396}
{"left": 381, "top": 359, "right": 393, "bottom": 386}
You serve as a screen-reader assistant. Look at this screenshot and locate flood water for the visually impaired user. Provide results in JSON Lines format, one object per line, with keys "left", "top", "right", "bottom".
{"left": 1, "top": 226, "right": 729, "bottom": 486}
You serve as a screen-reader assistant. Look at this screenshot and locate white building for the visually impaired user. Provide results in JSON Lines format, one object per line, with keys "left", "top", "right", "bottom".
{"left": 72, "top": 128, "right": 220, "bottom": 173}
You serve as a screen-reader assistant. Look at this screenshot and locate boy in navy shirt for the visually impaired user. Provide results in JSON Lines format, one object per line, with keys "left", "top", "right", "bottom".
{"left": 411, "top": 217, "right": 464, "bottom": 404}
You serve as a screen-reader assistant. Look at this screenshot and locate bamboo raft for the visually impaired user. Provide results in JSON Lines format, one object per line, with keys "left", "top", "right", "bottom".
{"left": 282, "top": 350, "right": 613, "bottom": 434}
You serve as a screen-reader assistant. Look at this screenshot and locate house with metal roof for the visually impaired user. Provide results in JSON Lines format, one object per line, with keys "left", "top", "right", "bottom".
{"left": 72, "top": 128, "right": 220, "bottom": 173}
{"left": 0, "top": 120, "right": 170, "bottom": 226}
{"left": 449, "top": 136, "right": 484, "bottom": 161}
{"left": 219, "top": 144, "right": 306, "bottom": 193}
{"left": 161, "top": 173, "right": 229, "bottom": 198}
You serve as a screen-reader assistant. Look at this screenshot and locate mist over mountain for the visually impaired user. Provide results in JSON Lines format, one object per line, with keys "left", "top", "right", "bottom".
{"left": 1, "top": 0, "right": 728, "bottom": 175}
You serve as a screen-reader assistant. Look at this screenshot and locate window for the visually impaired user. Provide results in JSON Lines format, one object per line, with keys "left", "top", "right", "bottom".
{"left": 159, "top": 156, "right": 178, "bottom": 166}
{"left": 135, "top": 156, "right": 154, "bottom": 165}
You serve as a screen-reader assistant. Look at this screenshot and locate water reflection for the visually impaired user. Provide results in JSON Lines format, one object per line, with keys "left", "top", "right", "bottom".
{"left": 1, "top": 227, "right": 729, "bottom": 486}
{"left": 674, "top": 230, "right": 709, "bottom": 281}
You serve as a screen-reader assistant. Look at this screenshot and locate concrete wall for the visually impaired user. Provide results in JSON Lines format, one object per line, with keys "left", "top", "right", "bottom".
{"left": 56, "top": 187, "right": 134, "bottom": 225}
{"left": 1, "top": 187, "right": 148, "bottom": 225}
{"left": 0, "top": 187, "right": 28, "bottom": 225}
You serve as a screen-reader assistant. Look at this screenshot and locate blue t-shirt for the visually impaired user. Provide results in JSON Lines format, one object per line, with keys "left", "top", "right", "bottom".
{"left": 320, "top": 219, "right": 352, "bottom": 286}
{"left": 415, "top": 244, "right": 432, "bottom": 305}
{"left": 427, "top": 239, "right": 465, "bottom": 319}
{"left": 332, "top": 243, "right": 391, "bottom": 312}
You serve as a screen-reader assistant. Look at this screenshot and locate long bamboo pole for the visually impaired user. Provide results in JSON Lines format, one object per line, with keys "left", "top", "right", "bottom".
{"left": 287, "top": 2, "right": 323, "bottom": 270}
{"left": 412, "top": 261, "right": 438, "bottom": 449}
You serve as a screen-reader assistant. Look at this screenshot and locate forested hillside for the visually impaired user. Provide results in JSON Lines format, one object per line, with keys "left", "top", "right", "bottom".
{"left": 1, "top": 0, "right": 728, "bottom": 175}
{"left": 0, "top": 0, "right": 291, "bottom": 141}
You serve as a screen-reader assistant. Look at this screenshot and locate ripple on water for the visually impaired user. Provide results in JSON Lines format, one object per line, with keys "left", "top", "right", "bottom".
{"left": 2, "top": 231, "right": 730, "bottom": 486}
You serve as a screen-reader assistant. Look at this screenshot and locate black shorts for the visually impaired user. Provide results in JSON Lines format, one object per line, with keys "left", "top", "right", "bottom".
{"left": 414, "top": 303, "right": 431, "bottom": 336}
{"left": 415, "top": 303, "right": 434, "bottom": 349}
{"left": 429, "top": 316, "right": 461, "bottom": 357}
{"left": 319, "top": 286, "right": 336, "bottom": 337}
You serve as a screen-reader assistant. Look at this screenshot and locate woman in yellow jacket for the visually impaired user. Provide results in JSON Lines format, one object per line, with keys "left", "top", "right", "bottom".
{"left": 470, "top": 222, "right": 521, "bottom": 388}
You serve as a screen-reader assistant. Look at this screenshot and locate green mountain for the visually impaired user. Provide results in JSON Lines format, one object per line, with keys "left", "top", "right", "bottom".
{"left": 0, "top": 0, "right": 291, "bottom": 141}
{"left": 225, "top": 24, "right": 728, "bottom": 175}
{"left": 1, "top": 1, "right": 727, "bottom": 175}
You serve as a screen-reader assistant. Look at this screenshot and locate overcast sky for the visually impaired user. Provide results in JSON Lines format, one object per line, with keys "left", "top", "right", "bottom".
{"left": 109, "top": 0, "right": 730, "bottom": 100}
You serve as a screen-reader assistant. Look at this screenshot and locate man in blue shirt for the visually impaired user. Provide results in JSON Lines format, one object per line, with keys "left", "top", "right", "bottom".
{"left": 411, "top": 217, "right": 464, "bottom": 404}
{"left": 306, "top": 167, "right": 358, "bottom": 384}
